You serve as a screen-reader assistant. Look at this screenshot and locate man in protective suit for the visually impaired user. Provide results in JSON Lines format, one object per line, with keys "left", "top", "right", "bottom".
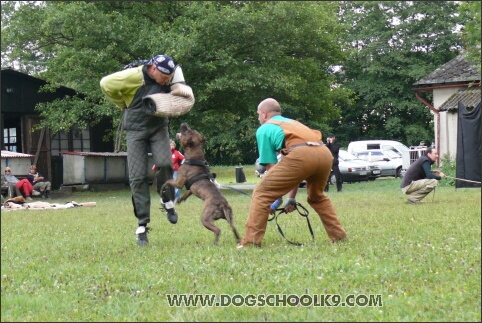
{"left": 237, "top": 98, "right": 347, "bottom": 248}
{"left": 100, "top": 54, "right": 191, "bottom": 246}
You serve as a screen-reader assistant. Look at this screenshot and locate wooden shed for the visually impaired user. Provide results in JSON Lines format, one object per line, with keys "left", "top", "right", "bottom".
{"left": 1, "top": 68, "right": 114, "bottom": 189}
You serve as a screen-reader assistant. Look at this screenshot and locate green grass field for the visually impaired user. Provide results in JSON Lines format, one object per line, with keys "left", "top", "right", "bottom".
{"left": 1, "top": 165, "right": 480, "bottom": 322}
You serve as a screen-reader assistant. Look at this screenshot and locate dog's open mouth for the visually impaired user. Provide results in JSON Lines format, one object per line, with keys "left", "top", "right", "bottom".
{"left": 180, "top": 123, "right": 191, "bottom": 134}
{"left": 177, "top": 123, "right": 191, "bottom": 140}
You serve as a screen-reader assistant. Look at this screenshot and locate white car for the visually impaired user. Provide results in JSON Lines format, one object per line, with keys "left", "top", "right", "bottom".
{"left": 335, "top": 150, "right": 381, "bottom": 183}
{"left": 353, "top": 149, "right": 404, "bottom": 178}
{"left": 347, "top": 139, "right": 410, "bottom": 174}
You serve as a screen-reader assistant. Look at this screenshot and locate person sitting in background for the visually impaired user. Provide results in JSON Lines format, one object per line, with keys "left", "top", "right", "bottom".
{"left": 400, "top": 147, "right": 445, "bottom": 204}
{"left": 2, "top": 167, "right": 34, "bottom": 201}
{"left": 26, "top": 165, "right": 52, "bottom": 199}
{"left": 1, "top": 170, "right": 23, "bottom": 199}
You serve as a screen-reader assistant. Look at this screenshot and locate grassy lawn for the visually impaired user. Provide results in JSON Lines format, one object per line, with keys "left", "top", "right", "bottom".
{"left": 1, "top": 165, "right": 480, "bottom": 322}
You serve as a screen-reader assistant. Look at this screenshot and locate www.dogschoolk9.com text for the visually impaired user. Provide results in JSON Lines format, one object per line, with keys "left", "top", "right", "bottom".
{"left": 166, "top": 294, "right": 383, "bottom": 307}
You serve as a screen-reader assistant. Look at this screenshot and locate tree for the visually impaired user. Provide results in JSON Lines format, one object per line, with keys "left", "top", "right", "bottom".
{"left": 458, "top": 0, "right": 481, "bottom": 74}
{"left": 333, "top": 1, "right": 464, "bottom": 147}
{"left": 1, "top": 1, "right": 353, "bottom": 165}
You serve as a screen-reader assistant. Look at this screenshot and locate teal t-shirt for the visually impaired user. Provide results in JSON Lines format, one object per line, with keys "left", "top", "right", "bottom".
{"left": 256, "top": 115, "right": 292, "bottom": 165}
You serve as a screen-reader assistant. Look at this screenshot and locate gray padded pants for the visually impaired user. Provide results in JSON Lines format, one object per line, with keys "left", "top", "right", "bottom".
{"left": 126, "top": 124, "right": 175, "bottom": 226}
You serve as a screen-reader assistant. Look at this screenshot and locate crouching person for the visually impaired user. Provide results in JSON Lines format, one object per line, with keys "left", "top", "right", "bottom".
{"left": 401, "top": 147, "right": 445, "bottom": 204}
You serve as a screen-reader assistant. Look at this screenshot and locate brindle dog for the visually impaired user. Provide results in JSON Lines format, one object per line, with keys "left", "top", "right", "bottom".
{"left": 161, "top": 123, "right": 241, "bottom": 245}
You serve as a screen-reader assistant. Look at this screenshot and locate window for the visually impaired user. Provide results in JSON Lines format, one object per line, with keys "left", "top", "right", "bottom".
{"left": 371, "top": 152, "right": 385, "bottom": 161}
{"left": 50, "top": 126, "right": 91, "bottom": 156}
{"left": 3, "top": 127, "right": 18, "bottom": 152}
{"left": 357, "top": 152, "right": 369, "bottom": 159}
{"left": 384, "top": 150, "right": 400, "bottom": 159}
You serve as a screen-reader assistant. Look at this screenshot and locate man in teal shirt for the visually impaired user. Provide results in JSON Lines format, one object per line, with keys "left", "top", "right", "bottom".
{"left": 238, "top": 98, "right": 347, "bottom": 248}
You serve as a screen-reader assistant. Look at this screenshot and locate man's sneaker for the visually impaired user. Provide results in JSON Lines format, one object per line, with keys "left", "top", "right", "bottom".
{"left": 25, "top": 196, "right": 33, "bottom": 201}
{"left": 31, "top": 190, "right": 41, "bottom": 196}
{"left": 162, "top": 200, "right": 178, "bottom": 224}
{"left": 136, "top": 226, "right": 151, "bottom": 246}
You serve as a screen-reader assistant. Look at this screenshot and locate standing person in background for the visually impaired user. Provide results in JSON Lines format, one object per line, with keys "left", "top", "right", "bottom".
{"left": 26, "top": 165, "right": 52, "bottom": 198}
{"left": 401, "top": 147, "right": 446, "bottom": 204}
{"left": 2, "top": 167, "right": 33, "bottom": 201}
{"left": 325, "top": 134, "right": 342, "bottom": 192}
{"left": 237, "top": 98, "right": 347, "bottom": 248}
{"left": 170, "top": 139, "right": 185, "bottom": 203}
{"left": 100, "top": 53, "right": 190, "bottom": 246}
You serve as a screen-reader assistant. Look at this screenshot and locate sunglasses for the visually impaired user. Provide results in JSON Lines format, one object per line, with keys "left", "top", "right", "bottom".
{"left": 5, "top": 170, "right": 11, "bottom": 173}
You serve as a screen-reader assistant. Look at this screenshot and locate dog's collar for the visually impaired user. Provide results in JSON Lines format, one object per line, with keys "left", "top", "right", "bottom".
{"left": 182, "top": 159, "right": 209, "bottom": 167}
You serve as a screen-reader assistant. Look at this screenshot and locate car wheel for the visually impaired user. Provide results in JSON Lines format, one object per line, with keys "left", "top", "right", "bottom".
{"left": 395, "top": 167, "right": 402, "bottom": 178}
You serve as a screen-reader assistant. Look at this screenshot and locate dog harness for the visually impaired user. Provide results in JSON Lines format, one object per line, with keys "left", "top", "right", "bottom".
{"left": 181, "top": 159, "right": 215, "bottom": 190}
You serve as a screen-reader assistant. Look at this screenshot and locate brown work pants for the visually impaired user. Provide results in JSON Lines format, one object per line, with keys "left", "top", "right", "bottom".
{"left": 241, "top": 145, "right": 347, "bottom": 246}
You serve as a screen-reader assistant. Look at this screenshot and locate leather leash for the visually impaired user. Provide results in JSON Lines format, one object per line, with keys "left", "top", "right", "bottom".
{"left": 214, "top": 181, "right": 252, "bottom": 198}
{"left": 268, "top": 202, "right": 314, "bottom": 246}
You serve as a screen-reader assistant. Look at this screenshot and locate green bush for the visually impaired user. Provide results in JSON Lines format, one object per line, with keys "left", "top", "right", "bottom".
{"left": 439, "top": 154, "right": 456, "bottom": 187}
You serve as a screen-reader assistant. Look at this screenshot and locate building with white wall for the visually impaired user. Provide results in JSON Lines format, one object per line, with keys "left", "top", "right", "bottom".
{"left": 412, "top": 53, "right": 480, "bottom": 163}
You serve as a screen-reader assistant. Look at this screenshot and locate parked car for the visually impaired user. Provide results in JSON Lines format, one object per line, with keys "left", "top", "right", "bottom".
{"left": 334, "top": 150, "right": 381, "bottom": 183}
{"left": 347, "top": 140, "right": 410, "bottom": 176}
{"left": 353, "top": 149, "right": 404, "bottom": 178}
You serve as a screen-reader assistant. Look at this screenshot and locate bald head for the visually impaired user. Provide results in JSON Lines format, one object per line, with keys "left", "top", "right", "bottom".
{"left": 257, "top": 98, "right": 281, "bottom": 124}
{"left": 258, "top": 98, "right": 281, "bottom": 113}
